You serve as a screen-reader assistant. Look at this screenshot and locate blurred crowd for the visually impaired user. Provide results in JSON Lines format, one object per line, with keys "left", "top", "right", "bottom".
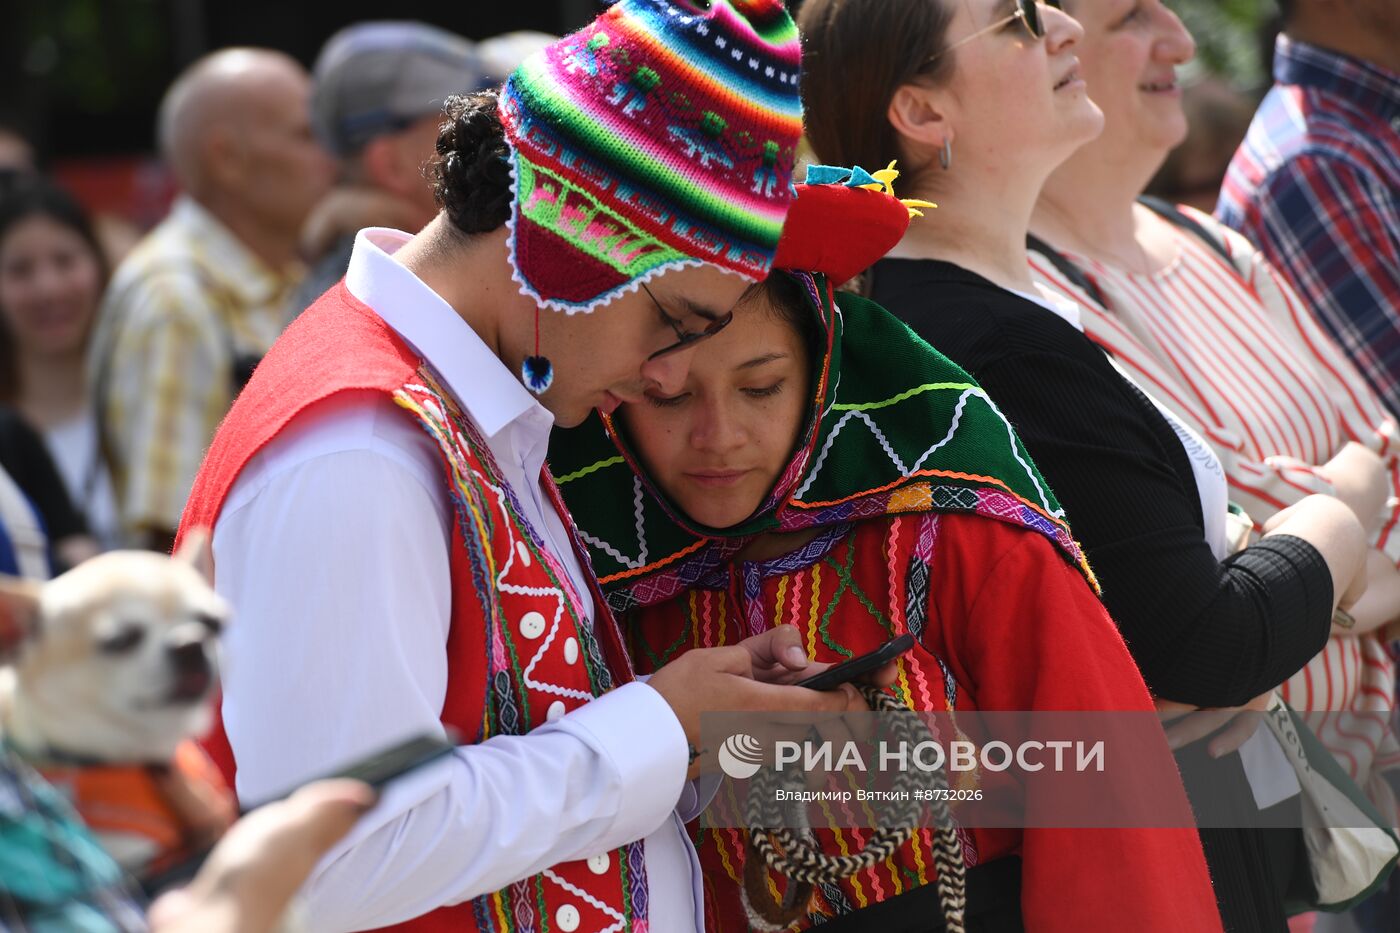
{"left": 1, "top": 23, "right": 555, "bottom": 559}
{"left": 0, "top": 1, "right": 1398, "bottom": 932}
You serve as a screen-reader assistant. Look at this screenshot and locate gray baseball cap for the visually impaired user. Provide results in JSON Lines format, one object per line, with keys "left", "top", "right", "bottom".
{"left": 311, "top": 21, "right": 483, "bottom": 157}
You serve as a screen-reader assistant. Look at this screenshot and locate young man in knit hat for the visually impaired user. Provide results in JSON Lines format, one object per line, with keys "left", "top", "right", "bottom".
{"left": 176, "top": 2, "right": 871, "bottom": 930}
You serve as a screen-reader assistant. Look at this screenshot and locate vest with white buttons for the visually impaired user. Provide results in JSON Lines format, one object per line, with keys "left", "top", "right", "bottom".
{"left": 180, "top": 286, "right": 648, "bottom": 933}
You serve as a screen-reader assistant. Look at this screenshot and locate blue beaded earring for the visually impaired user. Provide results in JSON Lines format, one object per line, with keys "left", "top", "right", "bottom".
{"left": 522, "top": 306, "right": 553, "bottom": 395}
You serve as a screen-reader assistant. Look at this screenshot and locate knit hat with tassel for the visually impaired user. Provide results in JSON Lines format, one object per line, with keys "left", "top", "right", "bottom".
{"left": 499, "top": 0, "right": 803, "bottom": 312}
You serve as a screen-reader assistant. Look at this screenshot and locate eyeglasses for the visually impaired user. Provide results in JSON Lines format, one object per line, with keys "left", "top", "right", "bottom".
{"left": 642, "top": 282, "right": 735, "bottom": 360}
{"left": 923, "top": 0, "right": 1060, "bottom": 67}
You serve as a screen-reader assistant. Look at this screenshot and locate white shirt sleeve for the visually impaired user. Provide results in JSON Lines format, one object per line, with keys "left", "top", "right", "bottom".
{"left": 212, "top": 400, "right": 689, "bottom": 930}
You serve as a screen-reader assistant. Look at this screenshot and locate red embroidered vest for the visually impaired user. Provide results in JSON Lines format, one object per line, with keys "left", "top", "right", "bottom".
{"left": 177, "top": 284, "right": 650, "bottom": 932}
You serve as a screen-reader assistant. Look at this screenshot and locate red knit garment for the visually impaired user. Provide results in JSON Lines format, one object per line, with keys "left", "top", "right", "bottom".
{"left": 625, "top": 514, "right": 1225, "bottom": 932}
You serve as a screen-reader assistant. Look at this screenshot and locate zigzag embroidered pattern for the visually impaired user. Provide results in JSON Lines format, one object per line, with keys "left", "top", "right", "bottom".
{"left": 396, "top": 385, "right": 597, "bottom": 708}
{"left": 388, "top": 378, "right": 656, "bottom": 931}
{"left": 559, "top": 383, "right": 1071, "bottom": 584}
{"left": 794, "top": 384, "right": 1062, "bottom": 520}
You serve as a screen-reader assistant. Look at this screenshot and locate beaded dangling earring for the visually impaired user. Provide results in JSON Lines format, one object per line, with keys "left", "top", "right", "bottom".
{"left": 521, "top": 306, "right": 554, "bottom": 395}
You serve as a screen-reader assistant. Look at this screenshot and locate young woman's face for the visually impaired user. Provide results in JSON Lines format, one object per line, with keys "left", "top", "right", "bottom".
{"left": 619, "top": 291, "right": 812, "bottom": 529}
{"left": 1060, "top": 0, "right": 1196, "bottom": 157}
{"left": 936, "top": 0, "right": 1103, "bottom": 173}
{"left": 0, "top": 214, "right": 103, "bottom": 359}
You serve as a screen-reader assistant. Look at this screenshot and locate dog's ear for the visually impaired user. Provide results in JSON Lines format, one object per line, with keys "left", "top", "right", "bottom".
{"left": 174, "top": 528, "right": 215, "bottom": 584}
{"left": 0, "top": 576, "right": 42, "bottom": 662}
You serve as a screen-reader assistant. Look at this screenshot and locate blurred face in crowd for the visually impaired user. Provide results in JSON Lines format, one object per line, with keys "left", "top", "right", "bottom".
{"left": 532, "top": 263, "right": 753, "bottom": 429}
{"left": 902, "top": 0, "right": 1103, "bottom": 182}
{"left": 0, "top": 130, "right": 35, "bottom": 173}
{"left": 1059, "top": 0, "right": 1196, "bottom": 158}
{"left": 0, "top": 213, "right": 102, "bottom": 360}
{"left": 363, "top": 114, "right": 443, "bottom": 220}
{"left": 237, "top": 66, "right": 334, "bottom": 238}
{"left": 620, "top": 286, "right": 811, "bottom": 529}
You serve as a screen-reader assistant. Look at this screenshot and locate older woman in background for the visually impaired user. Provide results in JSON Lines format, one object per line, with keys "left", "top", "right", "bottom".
{"left": 799, "top": 0, "right": 1372, "bottom": 928}
{"left": 1024, "top": 0, "right": 1400, "bottom": 824}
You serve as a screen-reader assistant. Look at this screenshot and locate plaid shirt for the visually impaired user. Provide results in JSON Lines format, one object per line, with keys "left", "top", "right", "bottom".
{"left": 0, "top": 743, "right": 147, "bottom": 932}
{"left": 88, "top": 198, "right": 299, "bottom": 542}
{"left": 1217, "top": 35, "right": 1400, "bottom": 417}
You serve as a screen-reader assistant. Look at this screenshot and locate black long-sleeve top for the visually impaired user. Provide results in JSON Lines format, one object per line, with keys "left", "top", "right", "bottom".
{"left": 0, "top": 406, "right": 87, "bottom": 543}
{"left": 870, "top": 258, "right": 1334, "bottom": 708}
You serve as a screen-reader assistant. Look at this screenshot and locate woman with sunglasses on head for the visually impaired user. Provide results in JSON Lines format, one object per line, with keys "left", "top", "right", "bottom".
{"left": 800, "top": 1, "right": 1371, "bottom": 930}
{"left": 552, "top": 176, "right": 1222, "bottom": 933}
{"left": 1025, "top": 0, "right": 1400, "bottom": 822}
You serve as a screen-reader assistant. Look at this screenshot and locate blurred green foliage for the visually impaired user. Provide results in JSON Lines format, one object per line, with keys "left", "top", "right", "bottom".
{"left": 1170, "top": 0, "right": 1279, "bottom": 91}
{"left": 16, "top": 0, "right": 169, "bottom": 115}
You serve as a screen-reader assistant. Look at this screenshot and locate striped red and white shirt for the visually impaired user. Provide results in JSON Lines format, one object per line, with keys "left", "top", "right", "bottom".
{"left": 1031, "top": 204, "right": 1400, "bottom": 817}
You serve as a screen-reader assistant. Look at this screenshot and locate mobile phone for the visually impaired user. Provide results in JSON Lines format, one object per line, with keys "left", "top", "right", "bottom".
{"left": 142, "top": 731, "right": 458, "bottom": 896}
{"left": 795, "top": 634, "right": 915, "bottom": 691}
{"left": 324, "top": 731, "right": 458, "bottom": 791}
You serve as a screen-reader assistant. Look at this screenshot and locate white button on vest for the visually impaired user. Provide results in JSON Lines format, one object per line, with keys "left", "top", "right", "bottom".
{"left": 555, "top": 904, "right": 580, "bottom": 932}
{"left": 546, "top": 700, "right": 566, "bottom": 722}
{"left": 516, "top": 540, "right": 531, "bottom": 567}
{"left": 563, "top": 637, "right": 579, "bottom": 665}
{"left": 519, "top": 611, "right": 546, "bottom": 639}
{"left": 587, "top": 852, "right": 610, "bottom": 874}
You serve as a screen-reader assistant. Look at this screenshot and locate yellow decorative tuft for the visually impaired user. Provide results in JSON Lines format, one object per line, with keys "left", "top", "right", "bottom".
{"left": 858, "top": 159, "right": 938, "bottom": 218}
{"left": 870, "top": 159, "right": 901, "bottom": 190}
{"left": 902, "top": 199, "right": 938, "bottom": 218}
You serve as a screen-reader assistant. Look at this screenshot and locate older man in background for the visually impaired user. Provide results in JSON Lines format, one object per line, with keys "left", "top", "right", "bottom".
{"left": 89, "top": 49, "right": 332, "bottom": 551}
{"left": 291, "top": 22, "right": 482, "bottom": 314}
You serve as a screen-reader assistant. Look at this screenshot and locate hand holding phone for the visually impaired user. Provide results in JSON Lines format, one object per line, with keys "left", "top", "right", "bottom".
{"left": 144, "top": 732, "right": 458, "bottom": 896}
{"left": 321, "top": 732, "right": 457, "bottom": 791}
{"left": 795, "top": 634, "right": 915, "bottom": 691}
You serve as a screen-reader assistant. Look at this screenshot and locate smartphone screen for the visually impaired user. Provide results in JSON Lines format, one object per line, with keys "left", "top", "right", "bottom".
{"left": 795, "top": 633, "right": 915, "bottom": 691}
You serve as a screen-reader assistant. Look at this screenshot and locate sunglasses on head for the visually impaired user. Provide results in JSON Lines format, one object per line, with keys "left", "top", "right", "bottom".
{"left": 924, "top": 0, "right": 1062, "bottom": 66}
{"left": 642, "top": 282, "right": 735, "bottom": 361}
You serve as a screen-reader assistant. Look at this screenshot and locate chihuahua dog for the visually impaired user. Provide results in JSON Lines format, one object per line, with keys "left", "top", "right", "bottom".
{"left": 0, "top": 535, "right": 235, "bottom": 877}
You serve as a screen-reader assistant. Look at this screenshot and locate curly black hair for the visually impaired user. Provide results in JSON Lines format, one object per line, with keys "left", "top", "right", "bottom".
{"left": 430, "top": 91, "right": 514, "bottom": 236}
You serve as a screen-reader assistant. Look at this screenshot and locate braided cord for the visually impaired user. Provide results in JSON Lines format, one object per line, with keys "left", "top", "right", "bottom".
{"left": 742, "top": 686, "right": 967, "bottom": 932}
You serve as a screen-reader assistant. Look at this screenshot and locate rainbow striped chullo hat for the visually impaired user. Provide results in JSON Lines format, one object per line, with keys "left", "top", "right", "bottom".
{"left": 499, "top": 0, "right": 802, "bottom": 313}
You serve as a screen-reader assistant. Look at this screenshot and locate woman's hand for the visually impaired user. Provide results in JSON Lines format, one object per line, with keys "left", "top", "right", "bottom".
{"left": 1157, "top": 691, "right": 1273, "bottom": 758}
{"left": 1316, "top": 441, "right": 1390, "bottom": 534}
{"left": 1262, "top": 495, "right": 1368, "bottom": 614}
{"left": 1335, "top": 550, "right": 1400, "bottom": 636}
